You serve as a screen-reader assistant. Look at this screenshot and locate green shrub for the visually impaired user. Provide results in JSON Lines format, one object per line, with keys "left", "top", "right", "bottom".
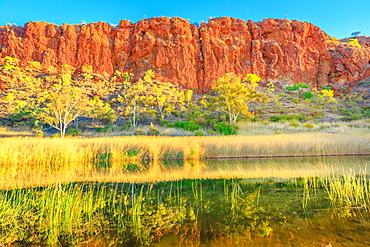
{"left": 286, "top": 83, "right": 309, "bottom": 91}
{"left": 281, "top": 114, "right": 300, "bottom": 121}
{"left": 147, "top": 123, "right": 159, "bottom": 136}
{"left": 183, "top": 121, "right": 200, "bottom": 131}
{"left": 185, "top": 110, "right": 203, "bottom": 121}
{"left": 213, "top": 122, "right": 238, "bottom": 135}
{"left": 134, "top": 128, "right": 145, "bottom": 135}
{"left": 121, "top": 122, "right": 131, "bottom": 130}
{"left": 304, "top": 122, "right": 314, "bottom": 129}
{"left": 173, "top": 111, "right": 183, "bottom": 117}
{"left": 67, "top": 126, "right": 81, "bottom": 136}
{"left": 172, "top": 120, "right": 200, "bottom": 131}
{"left": 297, "top": 83, "right": 309, "bottom": 89}
{"left": 269, "top": 115, "right": 281, "bottom": 122}
{"left": 96, "top": 125, "right": 113, "bottom": 133}
{"left": 206, "top": 129, "right": 217, "bottom": 135}
{"left": 194, "top": 130, "right": 204, "bottom": 136}
{"left": 340, "top": 113, "right": 364, "bottom": 121}
{"left": 286, "top": 85, "right": 299, "bottom": 91}
{"left": 289, "top": 120, "right": 300, "bottom": 127}
{"left": 8, "top": 107, "right": 34, "bottom": 126}
{"left": 124, "top": 163, "right": 139, "bottom": 172}
{"left": 173, "top": 121, "right": 185, "bottom": 128}
{"left": 206, "top": 118, "right": 218, "bottom": 127}
{"left": 159, "top": 119, "right": 169, "bottom": 126}
{"left": 124, "top": 149, "right": 139, "bottom": 157}
{"left": 304, "top": 91, "right": 314, "bottom": 100}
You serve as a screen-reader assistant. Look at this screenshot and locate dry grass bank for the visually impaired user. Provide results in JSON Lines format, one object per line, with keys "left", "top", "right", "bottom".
{"left": 0, "top": 133, "right": 369, "bottom": 189}
{"left": 0, "top": 133, "right": 369, "bottom": 164}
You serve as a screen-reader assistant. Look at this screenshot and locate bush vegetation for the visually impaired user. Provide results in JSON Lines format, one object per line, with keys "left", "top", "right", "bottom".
{"left": 0, "top": 56, "right": 369, "bottom": 138}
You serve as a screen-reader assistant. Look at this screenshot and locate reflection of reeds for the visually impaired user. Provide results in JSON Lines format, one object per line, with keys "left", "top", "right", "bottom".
{"left": 326, "top": 169, "right": 370, "bottom": 212}
{"left": 183, "top": 143, "right": 205, "bottom": 160}
{"left": 1, "top": 156, "right": 369, "bottom": 190}
{"left": 302, "top": 168, "right": 370, "bottom": 216}
{"left": 0, "top": 183, "right": 109, "bottom": 245}
{"left": 183, "top": 160, "right": 206, "bottom": 175}
{"left": 0, "top": 176, "right": 369, "bottom": 246}
{"left": 1, "top": 134, "right": 368, "bottom": 165}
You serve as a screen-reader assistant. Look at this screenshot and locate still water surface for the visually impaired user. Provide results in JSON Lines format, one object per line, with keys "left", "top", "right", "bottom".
{"left": 1, "top": 156, "right": 369, "bottom": 246}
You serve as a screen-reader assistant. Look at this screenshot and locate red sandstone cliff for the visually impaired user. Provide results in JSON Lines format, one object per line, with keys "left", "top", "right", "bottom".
{"left": 0, "top": 17, "right": 369, "bottom": 92}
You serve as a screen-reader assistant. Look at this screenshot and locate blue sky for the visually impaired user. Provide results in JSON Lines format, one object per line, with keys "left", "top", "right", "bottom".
{"left": 0, "top": 0, "right": 368, "bottom": 38}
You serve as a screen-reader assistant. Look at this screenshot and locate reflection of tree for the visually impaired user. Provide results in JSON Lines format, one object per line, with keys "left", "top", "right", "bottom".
{"left": 194, "top": 180, "right": 286, "bottom": 239}
{"left": 119, "top": 179, "right": 286, "bottom": 245}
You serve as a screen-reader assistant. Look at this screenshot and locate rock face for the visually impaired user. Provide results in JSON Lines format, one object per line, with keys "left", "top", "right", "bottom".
{"left": 0, "top": 17, "right": 369, "bottom": 92}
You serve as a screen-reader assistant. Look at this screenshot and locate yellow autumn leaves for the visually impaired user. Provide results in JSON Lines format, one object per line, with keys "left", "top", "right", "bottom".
{"left": 210, "top": 73, "right": 267, "bottom": 124}
{"left": 115, "top": 70, "right": 193, "bottom": 127}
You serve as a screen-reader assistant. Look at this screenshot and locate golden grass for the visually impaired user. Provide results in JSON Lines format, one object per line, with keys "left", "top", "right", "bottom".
{"left": 1, "top": 153, "right": 368, "bottom": 190}
{"left": 0, "top": 132, "right": 368, "bottom": 189}
{"left": 0, "top": 126, "right": 34, "bottom": 137}
{"left": 237, "top": 119, "right": 370, "bottom": 135}
{"left": 0, "top": 133, "right": 368, "bottom": 164}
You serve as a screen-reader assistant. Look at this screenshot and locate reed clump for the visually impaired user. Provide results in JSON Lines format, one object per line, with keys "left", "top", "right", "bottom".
{"left": 1, "top": 155, "right": 368, "bottom": 190}
{"left": 0, "top": 134, "right": 368, "bottom": 166}
{"left": 0, "top": 179, "right": 286, "bottom": 246}
{"left": 1, "top": 176, "right": 369, "bottom": 246}
{"left": 302, "top": 168, "right": 370, "bottom": 216}
{"left": 0, "top": 134, "right": 368, "bottom": 189}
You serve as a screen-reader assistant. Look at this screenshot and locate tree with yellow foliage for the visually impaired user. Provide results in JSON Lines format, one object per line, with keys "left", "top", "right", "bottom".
{"left": 210, "top": 73, "right": 267, "bottom": 124}
{"left": 116, "top": 81, "right": 146, "bottom": 128}
{"left": 0, "top": 57, "right": 45, "bottom": 123}
{"left": 40, "top": 65, "right": 114, "bottom": 137}
{"left": 115, "top": 70, "right": 192, "bottom": 127}
{"left": 347, "top": 39, "right": 362, "bottom": 48}
{"left": 38, "top": 82, "right": 92, "bottom": 137}
{"left": 139, "top": 70, "right": 192, "bottom": 119}
{"left": 1, "top": 58, "right": 114, "bottom": 137}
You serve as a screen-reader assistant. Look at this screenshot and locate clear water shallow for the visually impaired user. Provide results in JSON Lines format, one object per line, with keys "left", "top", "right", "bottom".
{"left": 1, "top": 156, "right": 369, "bottom": 246}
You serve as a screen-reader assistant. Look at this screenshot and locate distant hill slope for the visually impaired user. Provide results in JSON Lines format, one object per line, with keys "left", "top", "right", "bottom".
{"left": 0, "top": 17, "right": 369, "bottom": 92}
